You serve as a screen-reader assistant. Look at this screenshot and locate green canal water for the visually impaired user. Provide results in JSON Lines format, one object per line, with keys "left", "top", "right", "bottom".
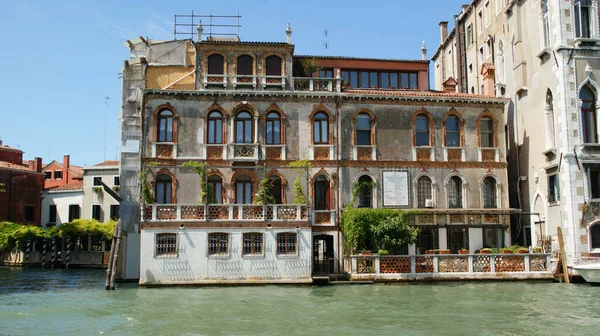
{"left": 1, "top": 268, "right": 599, "bottom": 335}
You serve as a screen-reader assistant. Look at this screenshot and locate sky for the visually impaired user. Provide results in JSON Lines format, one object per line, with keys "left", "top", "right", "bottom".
{"left": 0, "top": 0, "right": 467, "bottom": 167}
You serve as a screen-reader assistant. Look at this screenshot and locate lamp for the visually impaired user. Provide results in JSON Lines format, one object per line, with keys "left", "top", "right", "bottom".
{"left": 180, "top": 224, "right": 185, "bottom": 230}
{"left": 267, "top": 224, "right": 272, "bottom": 230}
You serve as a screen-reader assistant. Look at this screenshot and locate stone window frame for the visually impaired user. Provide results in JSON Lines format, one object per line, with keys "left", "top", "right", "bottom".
{"left": 231, "top": 102, "right": 259, "bottom": 144}
{"left": 411, "top": 108, "right": 434, "bottom": 147}
{"left": 204, "top": 103, "right": 229, "bottom": 145}
{"left": 442, "top": 108, "right": 465, "bottom": 147}
{"left": 479, "top": 174, "right": 501, "bottom": 209}
{"left": 588, "top": 221, "right": 600, "bottom": 252}
{"left": 229, "top": 169, "right": 258, "bottom": 204}
{"left": 263, "top": 53, "right": 284, "bottom": 77}
{"left": 412, "top": 172, "right": 437, "bottom": 209}
{"left": 242, "top": 232, "right": 264, "bottom": 256}
{"left": 311, "top": 170, "right": 334, "bottom": 211}
{"left": 573, "top": 0, "right": 598, "bottom": 39}
{"left": 352, "top": 109, "right": 376, "bottom": 146}
{"left": 476, "top": 111, "right": 498, "bottom": 148}
{"left": 579, "top": 83, "right": 599, "bottom": 144}
{"left": 309, "top": 104, "right": 334, "bottom": 145}
{"left": 207, "top": 169, "right": 227, "bottom": 204}
{"left": 276, "top": 232, "right": 298, "bottom": 255}
{"left": 152, "top": 103, "right": 178, "bottom": 144}
{"left": 155, "top": 232, "right": 178, "bottom": 257}
{"left": 444, "top": 173, "right": 468, "bottom": 209}
{"left": 206, "top": 53, "right": 226, "bottom": 75}
{"left": 540, "top": 0, "right": 551, "bottom": 49}
{"left": 352, "top": 172, "right": 378, "bottom": 208}
{"left": 261, "top": 103, "right": 287, "bottom": 145}
{"left": 152, "top": 169, "right": 178, "bottom": 204}
{"left": 265, "top": 169, "right": 288, "bottom": 204}
{"left": 236, "top": 54, "right": 255, "bottom": 76}
{"left": 207, "top": 232, "right": 229, "bottom": 256}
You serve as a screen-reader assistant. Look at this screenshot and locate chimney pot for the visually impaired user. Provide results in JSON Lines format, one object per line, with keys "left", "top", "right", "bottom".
{"left": 34, "top": 157, "right": 42, "bottom": 173}
{"left": 439, "top": 21, "right": 449, "bottom": 44}
{"left": 63, "top": 155, "right": 70, "bottom": 183}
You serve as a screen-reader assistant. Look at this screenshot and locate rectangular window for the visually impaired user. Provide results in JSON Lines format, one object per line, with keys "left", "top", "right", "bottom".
{"left": 48, "top": 205, "right": 57, "bottom": 223}
{"left": 417, "top": 227, "right": 439, "bottom": 254}
{"left": 45, "top": 171, "right": 52, "bottom": 179}
{"left": 483, "top": 227, "right": 503, "bottom": 248}
{"left": 319, "top": 69, "right": 333, "bottom": 78}
{"left": 477, "top": 10, "right": 483, "bottom": 31}
{"left": 54, "top": 171, "right": 63, "bottom": 180}
{"left": 380, "top": 72, "right": 389, "bottom": 89}
{"left": 389, "top": 72, "right": 398, "bottom": 89}
{"left": 369, "top": 72, "right": 378, "bottom": 88}
{"left": 484, "top": 2, "right": 491, "bottom": 26}
{"left": 155, "top": 233, "right": 177, "bottom": 256}
{"left": 574, "top": 1, "right": 591, "bottom": 38}
{"left": 24, "top": 206, "right": 34, "bottom": 222}
{"left": 276, "top": 232, "right": 297, "bottom": 255}
{"left": 208, "top": 232, "right": 229, "bottom": 255}
{"left": 114, "top": 176, "right": 120, "bottom": 186}
{"left": 68, "top": 204, "right": 80, "bottom": 222}
{"left": 548, "top": 174, "right": 560, "bottom": 203}
{"left": 93, "top": 177, "right": 102, "bottom": 186}
{"left": 447, "top": 227, "right": 469, "bottom": 253}
{"left": 467, "top": 24, "right": 473, "bottom": 47}
{"left": 360, "top": 71, "right": 369, "bottom": 88}
{"left": 92, "top": 205, "right": 102, "bottom": 221}
{"left": 110, "top": 204, "right": 120, "bottom": 220}
{"left": 242, "top": 232, "right": 263, "bottom": 255}
{"left": 349, "top": 71, "right": 358, "bottom": 88}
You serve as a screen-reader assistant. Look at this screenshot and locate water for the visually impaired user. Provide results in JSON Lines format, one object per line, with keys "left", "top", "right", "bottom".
{"left": 1, "top": 267, "right": 600, "bottom": 335}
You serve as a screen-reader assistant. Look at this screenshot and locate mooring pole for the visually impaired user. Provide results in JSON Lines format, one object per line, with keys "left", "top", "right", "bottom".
{"left": 105, "top": 220, "right": 119, "bottom": 290}
{"left": 557, "top": 227, "right": 570, "bottom": 284}
{"left": 41, "top": 239, "right": 47, "bottom": 268}
{"left": 65, "top": 239, "right": 71, "bottom": 270}
{"left": 51, "top": 238, "right": 56, "bottom": 269}
{"left": 25, "top": 238, "right": 31, "bottom": 267}
{"left": 109, "top": 220, "right": 122, "bottom": 290}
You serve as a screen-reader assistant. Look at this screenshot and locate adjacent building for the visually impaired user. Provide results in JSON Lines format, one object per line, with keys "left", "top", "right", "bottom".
{"left": 82, "top": 160, "right": 120, "bottom": 223}
{"left": 432, "top": 0, "right": 600, "bottom": 264}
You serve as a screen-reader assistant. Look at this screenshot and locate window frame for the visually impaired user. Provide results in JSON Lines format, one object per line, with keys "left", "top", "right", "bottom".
{"left": 574, "top": 0, "right": 592, "bottom": 39}
{"left": 92, "top": 204, "right": 102, "bottom": 221}
{"left": 207, "top": 175, "right": 223, "bottom": 204}
{"left": 355, "top": 112, "right": 372, "bottom": 146}
{"left": 314, "top": 175, "right": 331, "bottom": 210}
{"left": 548, "top": 173, "right": 560, "bottom": 203}
{"left": 265, "top": 55, "right": 282, "bottom": 76}
{"left": 313, "top": 112, "right": 330, "bottom": 145}
{"left": 541, "top": 0, "right": 551, "bottom": 48}
{"left": 242, "top": 232, "right": 264, "bottom": 256}
{"left": 445, "top": 114, "right": 461, "bottom": 147}
{"left": 155, "top": 232, "right": 178, "bottom": 257}
{"left": 207, "top": 54, "right": 225, "bottom": 75}
{"left": 110, "top": 204, "right": 120, "bottom": 220}
{"left": 236, "top": 54, "right": 253, "bottom": 76}
{"left": 208, "top": 232, "right": 229, "bottom": 256}
{"left": 155, "top": 174, "right": 173, "bottom": 204}
{"left": 235, "top": 176, "right": 253, "bottom": 204}
{"left": 357, "top": 175, "right": 373, "bottom": 208}
{"left": 417, "top": 175, "right": 433, "bottom": 208}
{"left": 477, "top": 114, "right": 497, "bottom": 148}
{"left": 414, "top": 113, "right": 431, "bottom": 147}
{"left": 482, "top": 176, "right": 498, "bottom": 208}
{"left": 207, "top": 111, "right": 224, "bottom": 144}
{"left": 448, "top": 176, "right": 464, "bottom": 209}
{"left": 276, "top": 232, "right": 297, "bottom": 255}
{"left": 265, "top": 111, "right": 282, "bottom": 145}
{"left": 580, "top": 85, "right": 597, "bottom": 144}
{"left": 48, "top": 205, "right": 57, "bottom": 223}
{"left": 234, "top": 111, "right": 254, "bottom": 144}
{"left": 157, "top": 109, "right": 174, "bottom": 143}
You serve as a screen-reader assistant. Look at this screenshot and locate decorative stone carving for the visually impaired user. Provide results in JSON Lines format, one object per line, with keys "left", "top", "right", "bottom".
{"left": 156, "top": 144, "right": 173, "bottom": 159}
{"left": 207, "top": 146, "right": 223, "bottom": 159}
{"left": 481, "top": 149, "right": 496, "bottom": 162}
{"left": 266, "top": 147, "right": 282, "bottom": 160}
{"left": 314, "top": 147, "right": 329, "bottom": 160}
{"left": 447, "top": 148, "right": 462, "bottom": 162}
{"left": 416, "top": 148, "right": 431, "bottom": 161}
{"left": 357, "top": 147, "right": 372, "bottom": 160}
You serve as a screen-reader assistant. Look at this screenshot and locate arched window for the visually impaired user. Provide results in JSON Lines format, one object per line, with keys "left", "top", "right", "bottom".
{"left": 268, "top": 176, "right": 283, "bottom": 204}
{"left": 482, "top": 176, "right": 497, "bottom": 208}
{"left": 415, "top": 113, "right": 430, "bottom": 146}
{"left": 235, "top": 111, "right": 253, "bottom": 144}
{"left": 207, "top": 54, "right": 224, "bottom": 75}
{"left": 313, "top": 112, "right": 329, "bottom": 144}
{"left": 265, "top": 55, "right": 282, "bottom": 76}
{"left": 581, "top": 85, "right": 597, "bottom": 144}
{"left": 155, "top": 174, "right": 172, "bottom": 204}
{"left": 541, "top": 0, "right": 550, "bottom": 48}
{"left": 314, "top": 175, "right": 330, "bottom": 210}
{"left": 266, "top": 112, "right": 281, "bottom": 144}
{"left": 574, "top": 0, "right": 591, "bottom": 38}
{"left": 480, "top": 116, "right": 495, "bottom": 147}
{"left": 355, "top": 113, "right": 372, "bottom": 145}
{"left": 157, "top": 110, "right": 174, "bottom": 142}
{"left": 591, "top": 223, "right": 600, "bottom": 249}
{"left": 357, "top": 175, "right": 373, "bottom": 208}
{"left": 207, "top": 175, "right": 223, "bottom": 204}
{"left": 448, "top": 176, "right": 463, "bottom": 208}
{"left": 445, "top": 115, "right": 460, "bottom": 147}
{"left": 237, "top": 55, "right": 253, "bottom": 76}
{"left": 417, "top": 176, "right": 433, "bottom": 208}
{"left": 235, "top": 175, "right": 252, "bottom": 204}
{"left": 207, "top": 111, "right": 223, "bottom": 144}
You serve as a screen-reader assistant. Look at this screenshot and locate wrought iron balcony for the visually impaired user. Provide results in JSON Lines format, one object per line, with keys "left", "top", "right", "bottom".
{"left": 229, "top": 143, "right": 259, "bottom": 161}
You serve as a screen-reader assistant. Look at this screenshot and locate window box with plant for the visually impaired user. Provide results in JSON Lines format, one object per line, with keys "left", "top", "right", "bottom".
{"left": 480, "top": 248, "right": 492, "bottom": 254}
{"left": 112, "top": 185, "right": 120, "bottom": 192}
{"left": 458, "top": 248, "right": 469, "bottom": 255}
{"left": 93, "top": 186, "right": 103, "bottom": 193}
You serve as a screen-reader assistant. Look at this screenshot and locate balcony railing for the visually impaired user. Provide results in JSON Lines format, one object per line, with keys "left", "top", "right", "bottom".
{"left": 233, "top": 75, "right": 257, "bottom": 89}
{"left": 352, "top": 145, "right": 376, "bottom": 160}
{"left": 292, "top": 77, "right": 340, "bottom": 92}
{"left": 350, "top": 254, "right": 552, "bottom": 279}
{"left": 203, "top": 74, "right": 227, "bottom": 89}
{"left": 229, "top": 143, "right": 259, "bottom": 161}
{"left": 262, "top": 144, "right": 287, "bottom": 160}
{"left": 142, "top": 204, "right": 309, "bottom": 222}
{"left": 262, "top": 76, "right": 286, "bottom": 90}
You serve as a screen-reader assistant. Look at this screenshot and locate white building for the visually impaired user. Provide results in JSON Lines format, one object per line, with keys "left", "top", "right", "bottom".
{"left": 40, "top": 182, "right": 83, "bottom": 227}
{"left": 82, "top": 160, "right": 120, "bottom": 222}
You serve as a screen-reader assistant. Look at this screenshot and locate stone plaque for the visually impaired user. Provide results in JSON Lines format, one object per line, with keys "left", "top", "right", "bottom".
{"left": 383, "top": 171, "right": 409, "bottom": 206}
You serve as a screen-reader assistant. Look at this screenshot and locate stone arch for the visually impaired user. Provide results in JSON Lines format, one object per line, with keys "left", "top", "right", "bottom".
{"left": 412, "top": 172, "right": 437, "bottom": 208}
{"left": 152, "top": 103, "right": 178, "bottom": 143}
{"left": 231, "top": 101, "right": 259, "bottom": 117}
{"left": 411, "top": 108, "right": 434, "bottom": 146}
{"left": 151, "top": 168, "right": 178, "bottom": 203}
{"left": 478, "top": 173, "right": 502, "bottom": 208}
{"left": 266, "top": 168, "right": 288, "bottom": 204}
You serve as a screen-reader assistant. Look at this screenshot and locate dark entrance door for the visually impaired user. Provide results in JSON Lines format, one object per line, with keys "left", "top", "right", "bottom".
{"left": 313, "top": 235, "right": 334, "bottom": 274}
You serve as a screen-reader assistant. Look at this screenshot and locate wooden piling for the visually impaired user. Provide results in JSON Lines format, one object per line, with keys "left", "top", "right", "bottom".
{"left": 557, "top": 227, "right": 570, "bottom": 284}
{"left": 105, "top": 221, "right": 119, "bottom": 290}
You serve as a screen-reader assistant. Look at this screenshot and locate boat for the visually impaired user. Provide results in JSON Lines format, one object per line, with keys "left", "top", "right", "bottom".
{"left": 573, "top": 263, "right": 600, "bottom": 286}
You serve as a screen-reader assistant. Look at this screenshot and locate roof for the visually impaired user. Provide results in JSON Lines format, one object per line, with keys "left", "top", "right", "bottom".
{"left": 0, "top": 144, "right": 22, "bottom": 152}
{"left": 343, "top": 88, "right": 500, "bottom": 100}
{"left": 295, "top": 55, "right": 429, "bottom": 63}
{"left": 41, "top": 160, "right": 84, "bottom": 177}
{"left": 0, "top": 161, "right": 32, "bottom": 171}
{"left": 93, "top": 160, "right": 119, "bottom": 167}
{"left": 197, "top": 40, "right": 291, "bottom": 46}
{"left": 45, "top": 181, "right": 83, "bottom": 192}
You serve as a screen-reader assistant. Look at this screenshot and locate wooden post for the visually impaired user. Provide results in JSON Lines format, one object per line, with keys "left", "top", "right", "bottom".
{"left": 109, "top": 220, "right": 122, "bottom": 290}
{"left": 557, "top": 227, "right": 570, "bottom": 284}
{"left": 105, "top": 221, "right": 119, "bottom": 290}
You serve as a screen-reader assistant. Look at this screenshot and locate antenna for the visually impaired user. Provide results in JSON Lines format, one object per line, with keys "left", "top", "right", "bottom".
{"left": 103, "top": 97, "right": 109, "bottom": 161}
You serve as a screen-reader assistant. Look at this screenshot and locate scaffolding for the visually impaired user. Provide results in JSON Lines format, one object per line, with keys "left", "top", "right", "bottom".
{"left": 174, "top": 10, "right": 241, "bottom": 41}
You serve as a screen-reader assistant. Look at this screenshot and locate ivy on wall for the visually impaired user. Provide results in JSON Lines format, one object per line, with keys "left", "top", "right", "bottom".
{"left": 288, "top": 160, "right": 311, "bottom": 204}
{"left": 180, "top": 161, "right": 215, "bottom": 203}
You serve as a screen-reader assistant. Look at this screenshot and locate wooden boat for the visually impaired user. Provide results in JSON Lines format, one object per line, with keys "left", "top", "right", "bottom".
{"left": 573, "top": 263, "right": 600, "bottom": 286}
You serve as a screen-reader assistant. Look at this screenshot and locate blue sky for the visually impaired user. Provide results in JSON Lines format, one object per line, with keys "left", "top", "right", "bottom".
{"left": 0, "top": 0, "right": 466, "bottom": 167}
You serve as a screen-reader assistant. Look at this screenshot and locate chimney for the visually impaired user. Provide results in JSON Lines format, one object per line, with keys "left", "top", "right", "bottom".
{"left": 439, "top": 21, "right": 449, "bottom": 44}
{"left": 462, "top": 4, "right": 469, "bottom": 14}
{"left": 63, "top": 155, "right": 70, "bottom": 183}
{"left": 421, "top": 41, "right": 427, "bottom": 60}
{"left": 34, "top": 157, "right": 42, "bottom": 173}
{"left": 28, "top": 159, "right": 34, "bottom": 171}
{"left": 286, "top": 23, "right": 292, "bottom": 44}
{"left": 197, "top": 20, "right": 203, "bottom": 41}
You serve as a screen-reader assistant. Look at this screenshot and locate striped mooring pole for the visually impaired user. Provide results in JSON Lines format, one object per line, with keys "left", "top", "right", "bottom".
{"left": 65, "top": 239, "right": 71, "bottom": 270}
{"left": 51, "top": 238, "right": 56, "bottom": 269}
{"left": 41, "top": 239, "right": 47, "bottom": 268}
{"left": 25, "top": 238, "right": 31, "bottom": 267}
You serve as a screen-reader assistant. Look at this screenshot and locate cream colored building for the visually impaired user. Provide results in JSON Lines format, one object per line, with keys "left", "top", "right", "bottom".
{"left": 82, "top": 161, "right": 120, "bottom": 222}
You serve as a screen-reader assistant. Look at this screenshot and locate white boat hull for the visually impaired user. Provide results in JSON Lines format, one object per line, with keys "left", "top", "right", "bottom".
{"left": 573, "top": 263, "right": 600, "bottom": 286}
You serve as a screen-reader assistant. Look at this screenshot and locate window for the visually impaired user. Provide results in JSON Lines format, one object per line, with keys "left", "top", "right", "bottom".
{"left": 480, "top": 116, "right": 495, "bottom": 147}
{"left": 242, "top": 232, "right": 263, "bottom": 255}
{"left": 155, "top": 174, "right": 172, "bottom": 204}
{"left": 92, "top": 204, "right": 102, "bottom": 221}
{"left": 548, "top": 174, "right": 560, "bottom": 203}
{"left": 268, "top": 176, "right": 283, "bottom": 204}
{"left": 319, "top": 69, "right": 333, "bottom": 78}
{"left": 355, "top": 113, "right": 372, "bottom": 145}
{"left": 581, "top": 85, "right": 597, "bottom": 143}
{"left": 416, "top": 227, "right": 439, "bottom": 254}
{"left": 497, "top": 40, "right": 505, "bottom": 83}
{"left": 114, "top": 176, "right": 120, "bottom": 186}
{"left": 208, "top": 232, "right": 229, "bottom": 255}
{"left": 591, "top": 223, "right": 600, "bottom": 249}
{"left": 400, "top": 72, "right": 418, "bottom": 89}
{"left": 415, "top": 113, "right": 430, "bottom": 146}
{"left": 479, "top": 46, "right": 484, "bottom": 63}
{"left": 276, "top": 232, "right": 297, "bottom": 255}
{"left": 417, "top": 176, "right": 433, "bottom": 208}
{"left": 155, "top": 233, "right": 177, "bottom": 256}
{"left": 235, "top": 175, "right": 252, "bottom": 204}
{"left": 93, "top": 177, "right": 102, "bottom": 186}
{"left": 314, "top": 175, "right": 330, "bottom": 210}
{"left": 45, "top": 171, "right": 51, "bottom": 179}
{"left": 341, "top": 70, "right": 416, "bottom": 89}
{"left": 49, "top": 205, "right": 57, "bottom": 223}
{"left": 542, "top": 0, "right": 550, "bottom": 48}
{"left": 265, "top": 55, "right": 282, "bottom": 76}
{"left": 482, "top": 176, "right": 497, "bottom": 208}
{"left": 110, "top": 204, "right": 120, "bottom": 220}
{"left": 445, "top": 115, "right": 460, "bottom": 147}
{"left": 207, "top": 111, "right": 224, "bottom": 144}
{"left": 467, "top": 24, "right": 473, "bottom": 47}
{"left": 207, "top": 54, "right": 224, "bottom": 75}
{"left": 207, "top": 175, "right": 223, "bottom": 204}
{"left": 357, "top": 175, "right": 373, "bottom": 208}
{"left": 24, "top": 206, "right": 34, "bottom": 222}
{"left": 68, "top": 204, "right": 80, "bottom": 222}
{"left": 447, "top": 227, "right": 469, "bottom": 253}
{"left": 265, "top": 112, "right": 281, "bottom": 144}
{"left": 235, "top": 111, "right": 253, "bottom": 143}
{"left": 448, "top": 176, "right": 463, "bottom": 208}
{"left": 484, "top": 2, "right": 491, "bottom": 27}
{"left": 589, "top": 168, "right": 600, "bottom": 199}
{"left": 483, "top": 228, "right": 503, "bottom": 248}
{"left": 477, "top": 10, "right": 483, "bottom": 31}
{"left": 313, "top": 112, "right": 329, "bottom": 144}
{"left": 237, "top": 55, "right": 253, "bottom": 76}
{"left": 157, "top": 110, "right": 174, "bottom": 142}
{"left": 54, "top": 170, "right": 62, "bottom": 180}
{"left": 574, "top": 0, "right": 591, "bottom": 38}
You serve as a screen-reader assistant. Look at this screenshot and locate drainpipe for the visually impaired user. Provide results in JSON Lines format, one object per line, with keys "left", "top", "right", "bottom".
{"left": 335, "top": 94, "right": 342, "bottom": 273}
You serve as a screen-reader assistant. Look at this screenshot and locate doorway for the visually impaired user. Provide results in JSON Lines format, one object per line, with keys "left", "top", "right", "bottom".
{"left": 313, "top": 235, "right": 334, "bottom": 274}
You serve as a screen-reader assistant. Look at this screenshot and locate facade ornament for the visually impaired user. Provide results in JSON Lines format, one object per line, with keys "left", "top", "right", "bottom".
{"left": 286, "top": 23, "right": 292, "bottom": 44}
{"left": 421, "top": 41, "right": 427, "bottom": 60}
{"left": 534, "top": 172, "right": 539, "bottom": 185}
{"left": 197, "top": 20, "right": 203, "bottom": 41}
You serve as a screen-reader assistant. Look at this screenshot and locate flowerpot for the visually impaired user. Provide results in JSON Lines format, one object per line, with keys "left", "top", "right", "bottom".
{"left": 501, "top": 249, "right": 513, "bottom": 254}
{"left": 517, "top": 249, "right": 529, "bottom": 254}
{"left": 458, "top": 250, "right": 470, "bottom": 255}
{"left": 480, "top": 250, "right": 491, "bottom": 254}
{"left": 533, "top": 247, "right": 543, "bottom": 253}
{"left": 425, "top": 250, "right": 436, "bottom": 255}
{"left": 360, "top": 251, "right": 373, "bottom": 256}
{"left": 439, "top": 250, "right": 451, "bottom": 255}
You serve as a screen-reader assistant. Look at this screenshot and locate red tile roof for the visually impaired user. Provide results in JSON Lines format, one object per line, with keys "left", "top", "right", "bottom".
{"left": 0, "top": 145, "right": 22, "bottom": 152}
{"left": 93, "top": 160, "right": 119, "bottom": 167}
{"left": 42, "top": 160, "right": 84, "bottom": 177}
{"left": 46, "top": 181, "right": 83, "bottom": 191}
{"left": 0, "top": 161, "right": 33, "bottom": 171}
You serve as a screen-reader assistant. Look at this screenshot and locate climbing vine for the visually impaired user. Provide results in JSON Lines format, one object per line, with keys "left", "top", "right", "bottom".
{"left": 288, "top": 160, "right": 311, "bottom": 204}
{"left": 347, "top": 180, "right": 376, "bottom": 209}
{"left": 180, "top": 161, "right": 214, "bottom": 203}
{"left": 139, "top": 168, "right": 155, "bottom": 204}
{"left": 254, "top": 178, "right": 276, "bottom": 205}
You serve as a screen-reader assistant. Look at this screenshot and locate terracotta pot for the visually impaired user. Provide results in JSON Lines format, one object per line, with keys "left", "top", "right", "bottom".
{"left": 458, "top": 250, "right": 470, "bottom": 255}
{"left": 425, "top": 250, "right": 436, "bottom": 255}
{"left": 480, "top": 250, "right": 491, "bottom": 254}
{"left": 360, "top": 251, "right": 373, "bottom": 256}
{"left": 517, "top": 249, "right": 529, "bottom": 254}
{"left": 501, "top": 249, "right": 513, "bottom": 254}
{"left": 439, "top": 250, "right": 451, "bottom": 255}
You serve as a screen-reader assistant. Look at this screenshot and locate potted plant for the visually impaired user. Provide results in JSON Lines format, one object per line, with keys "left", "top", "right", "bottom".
{"left": 517, "top": 247, "right": 529, "bottom": 254}
{"left": 501, "top": 248, "right": 513, "bottom": 254}
{"left": 93, "top": 186, "right": 102, "bottom": 193}
{"left": 360, "top": 250, "right": 373, "bottom": 256}
{"left": 439, "top": 249, "right": 451, "bottom": 255}
{"left": 112, "top": 185, "right": 120, "bottom": 192}
{"left": 533, "top": 246, "right": 543, "bottom": 253}
{"left": 425, "top": 249, "right": 436, "bottom": 255}
{"left": 480, "top": 248, "right": 492, "bottom": 254}
{"left": 458, "top": 248, "right": 469, "bottom": 255}
{"left": 377, "top": 249, "right": 389, "bottom": 256}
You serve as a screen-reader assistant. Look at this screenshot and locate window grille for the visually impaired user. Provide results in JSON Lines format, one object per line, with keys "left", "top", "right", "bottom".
{"left": 277, "top": 232, "right": 297, "bottom": 255}
{"left": 242, "top": 232, "right": 263, "bottom": 255}
{"left": 483, "top": 177, "right": 497, "bottom": 208}
{"left": 417, "top": 176, "right": 432, "bottom": 208}
{"left": 208, "top": 232, "right": 229, "bottom": 255}
{"left": 155, "top": 233, "right": 177, "bottom": 256}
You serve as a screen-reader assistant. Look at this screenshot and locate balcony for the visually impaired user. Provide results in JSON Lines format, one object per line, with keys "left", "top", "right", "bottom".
{"left": 262, "top": 76, "right": 286, "bottom": 90}
{"left": 310, "top": 145, "right": 335, "bottom": 160}
{"left": 233, "top": 75, "right": 257, "bottom": 89}
{"left": 293, "top": 77, "right": 340, "bottom": 92}
{"left": 201, "top": 144, "right": 227, "bottom": 160}
{"left": 229, "top": 143, "right": 259, "bottom": 161}
{"left": 352, "top": 145, "right": 376, "bottom": 160}
{"left": 478, "top": 147, "right": 500, "bottom": 162}
{"left": 203, "top": 74, "right": 227, "bottom": 89}
{"left": 142, "top": 204, "right": 309, "bottom": 222}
